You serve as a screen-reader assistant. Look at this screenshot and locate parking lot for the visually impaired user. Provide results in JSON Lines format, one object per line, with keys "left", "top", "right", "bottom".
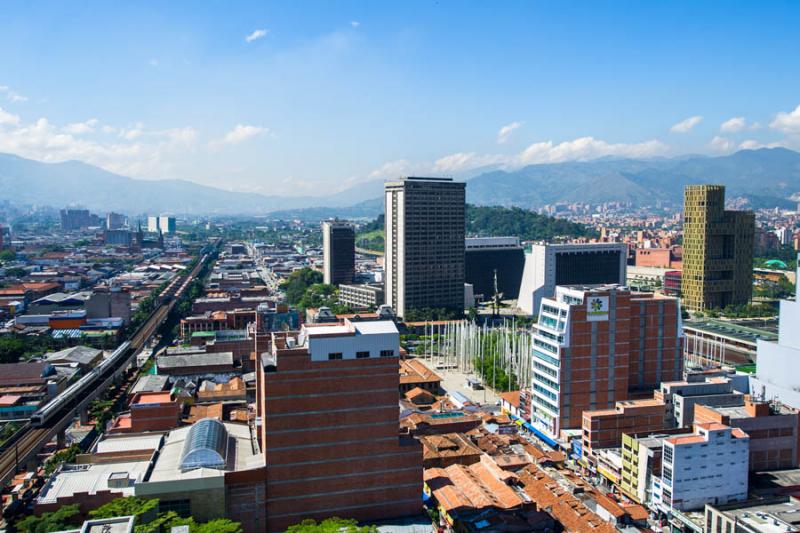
{"left": 432, "top": 364, "right": 501, "bottom": 407}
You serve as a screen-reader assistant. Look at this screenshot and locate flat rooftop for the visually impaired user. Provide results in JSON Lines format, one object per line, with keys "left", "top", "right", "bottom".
{"left": 683, "top": 319, "right": 778, "bottom": 344}
{"left": 94, "top": 434, "right": 164, "bottom": 454}
{"left": 145, "top": 422, "right": 263, "bottom": 482}
{"left": 38, "top": 461, "right": 149, "bottom": 504}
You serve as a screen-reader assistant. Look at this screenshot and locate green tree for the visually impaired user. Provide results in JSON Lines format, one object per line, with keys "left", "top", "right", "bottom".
{"left": 17, "top": 504, "right": 81, "bottom": 533}
{"left": 0, "top": 249, "right": 17, "bottom": 262}
{"left": 196, "top": 519, "right": 243, "bottom": 533}
{"left": 282, "top": 268, "right": 324, "bottom": 305}
{"left": 44, "top": 444, "right": 81, "bottom": 476}
{"left": 286, "top": 517, "right": 378, "bottom": 533}
{"left": 89, "top": 496, "right": 158, "bottom": 522}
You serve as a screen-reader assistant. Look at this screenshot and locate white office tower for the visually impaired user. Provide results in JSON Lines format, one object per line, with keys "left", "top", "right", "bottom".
{"left": 750, "top": 256, "right": 800, "bottom": 408}
{"left": 517, "top": 242, "right": 628, "bottom": 315}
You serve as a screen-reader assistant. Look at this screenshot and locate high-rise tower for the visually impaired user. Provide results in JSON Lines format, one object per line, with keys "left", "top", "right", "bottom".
{"left": 384, "top": 177, "right": 465, "bottom": 318}
{"left": 322, "top": 220, "right": 355, "bottom": 285}
{"left": 683, "top": 185, "right": 754, "bottom": 311}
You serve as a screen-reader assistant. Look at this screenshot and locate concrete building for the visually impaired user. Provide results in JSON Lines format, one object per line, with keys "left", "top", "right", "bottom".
{"left": 385, "top": 176, "right": 466, "bottom": 318}
{"left": 517, "top": 242, "right": 627, "bottom": 315}
{"left": 60, "top": 209, "right": 97, "bottom": 230}
{"left": 581, "top": 399, "right": 667, "bottom": 458}
{"left": 338, "top": 283, "right": 384, "bottom": 310}
{"left": 135, "top": 419, "right": 265, "bottom": 527}
{"left": 464, "top": 237, "right": 525, "bottom": 301}
{"left": 257, "top": 318, "right": 421, "bottom": 531}
{"left": 103, "top": 229, "right": 133, "bottom": 247}
{"left": 620, "top": 429, "right": 693, "bottom": 505}
{"left": 694, "top": 397, "right": 800, "bottom": 471}
{"left": 105, "top": 212, "right": 126, "bottom": 230}
{"left": 529, "top": 285, "right": 682, "bottom": 442}
{"left": 654, "top": 423, "right": 749, "bottom": 512}
{"left": 159, "top": 215, "right": 176, "bottom": 234}
{"left": 751, "top": 259, "right": 800, "bottom": 409}
{"left": 682, "top": 185, "right": 755, "bottom": 311}
{"left": 147, "top": 215, "right": 176, "bottom": 234}
{"left": 655, "top": 376, "right": 745, "bottom": 428}
{"left": 705, "top": 496, "right": 800, "bottom": 533}
{"left": 322, "top": 220, "right": 355, "bottom": 285}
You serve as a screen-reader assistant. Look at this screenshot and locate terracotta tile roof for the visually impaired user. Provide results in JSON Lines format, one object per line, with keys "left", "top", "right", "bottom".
{"left": 499, "top": 390, "right": 521, "bottom": 408}
{"left": 421, "top": 433, "right": 483, "bottom": 461}
{"left": 399, "top": 359, "right": 442, "bottom": 385}
{"left": 187, "top": 403, "right": 224, "bottom": 423}
{"left": 519, "top": 466, "right": 616, "bottom": 533}
{"left": 405, "top": 387, "right": 436, "bottom": 405}
{"left": 424, "top": 460, "right": 526, "bottom": 514}
{"left": 621, "top": 503, "right": 649, "bottom": 521}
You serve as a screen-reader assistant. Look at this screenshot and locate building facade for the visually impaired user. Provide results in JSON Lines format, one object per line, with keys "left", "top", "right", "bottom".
{"left": 338, "top": 283, "right": 384, "bottom": 310}
{"left": 530, "top": 285, "right": 682, "bottom": 441}
{"left": 322, "top": 220, "right": 355, "bottom": 285}
{"left": 517, "top": 243, "right": 628, "bottom": 315}
{"left": 464, "top": 237, "right": 525, "bottom": 301}
{"left": 682, "top": 185, "right": 754, "bottom": 311}
{"left": 655, "top": 423, "right": 749, "bottom": 512}
{"left": 384, "top": 177, "right": 465, "bottom": 318}
{"left": 257, "top": 319, "right": 421, "bottom": 531}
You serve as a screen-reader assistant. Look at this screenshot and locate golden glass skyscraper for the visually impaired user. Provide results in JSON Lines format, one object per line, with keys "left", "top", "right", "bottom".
{"left": 682, "top": 185, "right": 754, "bottom": 311}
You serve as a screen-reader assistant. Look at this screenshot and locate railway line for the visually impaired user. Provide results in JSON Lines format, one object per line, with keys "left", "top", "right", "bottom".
{"left": 0, "top": 248, "right": 215, "bottom": 488}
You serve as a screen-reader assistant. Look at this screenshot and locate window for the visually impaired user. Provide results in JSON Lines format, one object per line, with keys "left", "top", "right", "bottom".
{"left": 380, "top": 349, "right": 395, "bottom": 357}
{"left": 328, "top": 352, "right": 343, "bottom": 360}
{"left": 663, "top": 445, "right": 673, "bottom": 464}
{"left": 160, "top": 499, "right": 191, "bottom": 518}
{"left": 356, "top": 351, "right": 370, "bottom": 359}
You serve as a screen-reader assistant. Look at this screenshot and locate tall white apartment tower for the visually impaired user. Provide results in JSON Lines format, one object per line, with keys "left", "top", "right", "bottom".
{"left": 384, "top": 177, "right": 465, "bottom": 318}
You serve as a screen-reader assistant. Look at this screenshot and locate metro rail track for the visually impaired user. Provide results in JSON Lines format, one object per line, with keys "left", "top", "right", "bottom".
{"left": 0, "top": 248, "right": 215, "bottom": 487}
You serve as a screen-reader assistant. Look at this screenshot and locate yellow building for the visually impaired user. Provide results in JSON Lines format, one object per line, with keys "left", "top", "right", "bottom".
{"left": 682, "top": 185, "right": 754, "bottom": 311}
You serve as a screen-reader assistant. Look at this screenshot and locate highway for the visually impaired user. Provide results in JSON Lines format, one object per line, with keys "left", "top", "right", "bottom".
{"left": 0, "top": 246, "right": 215, "bottom": 488}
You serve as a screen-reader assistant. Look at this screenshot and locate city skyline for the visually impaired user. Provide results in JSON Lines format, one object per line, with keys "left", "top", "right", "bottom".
{"left": 1, "top": 1, "right": 800, "bottom": 196}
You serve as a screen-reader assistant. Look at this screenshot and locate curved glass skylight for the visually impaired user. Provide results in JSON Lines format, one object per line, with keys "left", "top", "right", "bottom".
{"left": 179, "top": 418, "right": 229, "bottom": 471}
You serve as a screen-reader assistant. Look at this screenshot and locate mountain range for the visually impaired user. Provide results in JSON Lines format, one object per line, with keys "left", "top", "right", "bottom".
{"left": 2, "top": 148, "right": 800, "bottom": 217}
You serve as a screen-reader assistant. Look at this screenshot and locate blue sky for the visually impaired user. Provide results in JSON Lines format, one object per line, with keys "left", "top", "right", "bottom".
{"left": 1, "top": 1, "right": 799, "bottom": 196}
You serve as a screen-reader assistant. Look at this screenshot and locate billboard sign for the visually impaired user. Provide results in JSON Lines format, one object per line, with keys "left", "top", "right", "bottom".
{"left": 586, "top": 296, "right": 609, "bottom": 321}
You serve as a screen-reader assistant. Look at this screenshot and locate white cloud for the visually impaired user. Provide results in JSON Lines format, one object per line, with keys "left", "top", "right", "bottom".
{"left": 720, "top": 117, "right": 746, "bottom": 133}
{"left": 771, "top": 104, "right": 800, "bottom": 134}
{"left": 670, "top": 115, "right": 703, "bottom": 133}
{"left": 516, "top": 136, "right": 668, "bottom": 165}
{"left": 434, "top": 152, "right": 507, "bottom": 173}
{"left": 0, "top": 114, "right": 197, "bottom": 178}
{"left": 709, "top": 136, "right": 735, "bottom": 152}
{"left": 350, "top": 21, "right": 360, "bottom": 28}
{"left": 210, "top": 124, "right": 267, "bottom": 148}
{"left": 0, "top": 85, "right": 27, "bottom": 103}
{"left": 0, "top": 107, "right": 21, "bottom": 126}
{"left": 63, "top": 118, "right": 98, "bottom": 135}
{"left": 368, "top": 159, "right": 414, "bottom": 180}
{"left": 496, "top": 121, "right": 522, "bottom": 144}
{"left": 369, "top": 136, "right": 670, "bottom": 181}
{"left": 245, "top": 29, "right": 269, "bottom": 43}
{"left": 738, "top": 139, "right": 786, "bottom": 150}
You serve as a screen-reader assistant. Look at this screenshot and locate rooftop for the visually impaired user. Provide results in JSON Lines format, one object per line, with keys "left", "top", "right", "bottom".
{"left": 38, "top": 461, "right": 150, "bottom": 504}
{"left": 145, "top": 421, "right": 262, "bottom": 483}
{"left": 94, "top": 434, "right": 164, "bottom": 454}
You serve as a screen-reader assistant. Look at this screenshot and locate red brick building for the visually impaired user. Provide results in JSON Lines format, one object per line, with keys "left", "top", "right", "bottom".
{"left": 530, "top": 285, "right": 682, "bottom": 441}
{"left": 256, "top": 319, "right": 421, "bottom": 532}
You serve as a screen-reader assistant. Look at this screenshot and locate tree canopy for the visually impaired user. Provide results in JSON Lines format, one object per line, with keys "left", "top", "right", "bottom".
{"left": 286, "top": 517, "right": 378, "bottom": 533}
{"left": 17, "top": 504, "right": 81, "bottom": 533}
